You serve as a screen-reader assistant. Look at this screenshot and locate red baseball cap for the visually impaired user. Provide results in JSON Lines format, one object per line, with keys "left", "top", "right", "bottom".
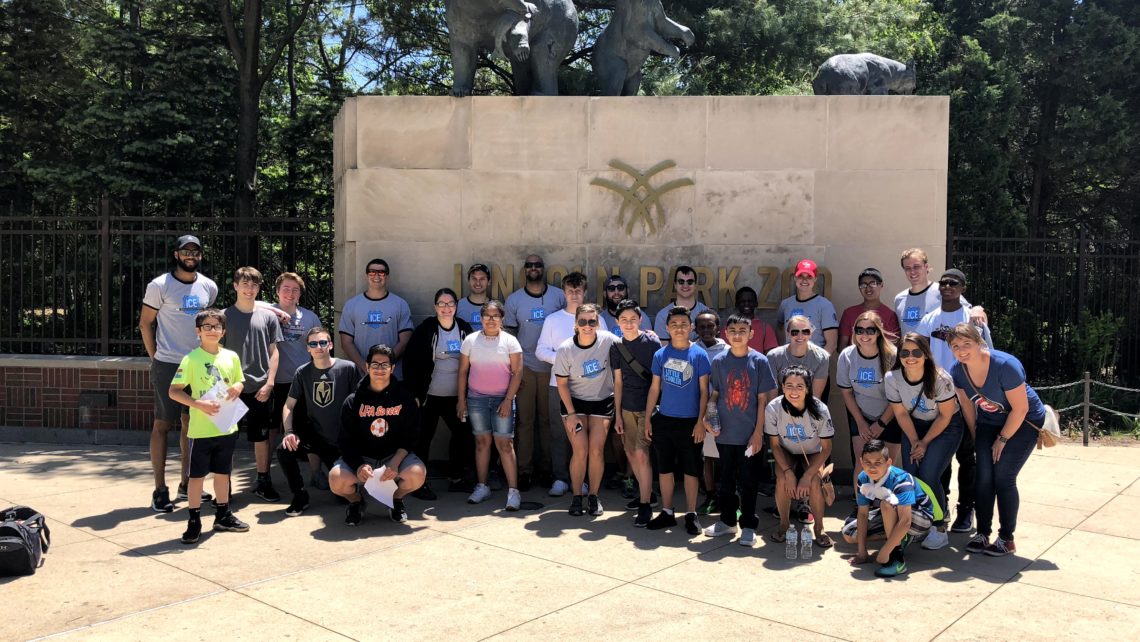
{"left": 794, "top": 259, "right": 818, "bottom": 278}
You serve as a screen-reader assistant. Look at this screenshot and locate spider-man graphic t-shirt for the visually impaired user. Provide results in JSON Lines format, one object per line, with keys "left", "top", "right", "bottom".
{"left": 709, "top": 349, "right": 777, "bottom": 445}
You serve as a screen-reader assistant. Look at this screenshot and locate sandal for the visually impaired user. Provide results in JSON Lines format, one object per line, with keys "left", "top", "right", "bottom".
{"left": 770, "top": 528, "right": 787, "bottom": 543}
{"left": 816, "top": 532, "right": 834, "bottom": 549}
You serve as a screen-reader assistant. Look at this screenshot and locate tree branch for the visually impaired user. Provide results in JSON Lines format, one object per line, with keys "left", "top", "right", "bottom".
{"left": 218, "top": 0, "right": 244, "bottom": 65}
{"left": 259, "top": 0, "right": 317, "bottom": 90}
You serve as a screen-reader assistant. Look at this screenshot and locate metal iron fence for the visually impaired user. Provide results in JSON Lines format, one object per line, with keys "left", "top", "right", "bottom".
{"left": 947, "top": 229, "right": 1140, "bottom": 385}
{"left": 0, "top": 198, "right": 334, "bottom": 356}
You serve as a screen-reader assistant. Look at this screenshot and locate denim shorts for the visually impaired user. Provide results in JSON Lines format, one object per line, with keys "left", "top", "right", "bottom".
{"left": 467, "top": 395, "right": 514, "bottom": 438}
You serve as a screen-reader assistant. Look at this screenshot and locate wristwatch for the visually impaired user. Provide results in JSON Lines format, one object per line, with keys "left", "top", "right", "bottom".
{"left": 997, "top": 435, "right": 1009, "bottom": 444}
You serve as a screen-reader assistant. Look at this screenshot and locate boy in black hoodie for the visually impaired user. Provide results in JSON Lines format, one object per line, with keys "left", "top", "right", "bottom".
{"left": 328, "top": 344, "right": 428, "bottom": 526}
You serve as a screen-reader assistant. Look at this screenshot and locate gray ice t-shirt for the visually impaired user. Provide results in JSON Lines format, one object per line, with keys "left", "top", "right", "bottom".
{"left": 763, "top": 397, "right": 835, "bottom": 454}
{"left": 427, "top": 324, "right": 463, "bottom": 397}
{"left": 456, "top": 297, "right": 486, "bottom": 332}
{"left": 553, "top": 332, "right": 616, "bottom": 402}
{"left": 504, "top": 285, "right": 566, "bottom": 372}
{"left": 710, "top": 350, "right": 777, "bottom": 446}
{"left": 776, "top": 294, "right": 838, "bottom": 349}
{"left": 338, "top": 291, "right": 413, "bottom": 377}
{"left": 836, "top": 345, "right": 894, "bottom": 420}
{"left": 273, "top": 305, "right": 321, "bottom": 384}
{"left": 289, "top": 358, "right": 360, "bottom": 441}
{"left": 884, "top": 369, "right": 958, "bottom": 422}
{"left": 223, "top": 306, "right": 284, "bottom": 388}
{"left": 652, "top": 300, "right": 710, "bottom": 340}
{"left": 142, "top": 272, "right": 218, "bottom": 364}
{"left": 765, "top": 343, "right": 831, "bottom": 384}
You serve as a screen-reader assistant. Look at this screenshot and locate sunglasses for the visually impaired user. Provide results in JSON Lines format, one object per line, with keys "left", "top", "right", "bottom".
{"left": 605, "top": 284, "right": 626, "bottom": 292}
{"left": 177, "top": 250, "right": 202, "bottom": 258}
{"left": 788, "top": 328, "right": 811, "bottom": 336}
{"left": 939, "top": 279, "right": 962, "bottom": 287}
{"left": 367, "top": 362, "right": 393, "bottom": 371}
{"left": 367, "top": 268, "right": 388, "bottom": 275}
{"left": 576, "top": 318, "right": 599, "bottom": 327}
{"left": 524, "top": 262, "right": 544, "bottom": 269}
{"left": 675, "top": 278, "right": 695, "bottom": 286}
{"left": 307, "top": 339, "right": 331, "bottom": 348}
{"left": 898, "top": 348, "right": 924, "bottom": 359}
{"left": 854, "top": 326, "right": 879, "bottom": 335}
{"left": 198, "top": 323, "right": 222, "bottom": 331}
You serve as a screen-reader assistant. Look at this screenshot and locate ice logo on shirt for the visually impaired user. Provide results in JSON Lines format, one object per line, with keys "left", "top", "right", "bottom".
{"left": 904, "top": 306, "right": 921, "bottom": 323}
{"left": 530, "top": 307, "right": 546, "bottom": 322}
{"left": 582, "top": 359, "right": 602, "bottom": 378}
{"left": 912, "top": 396, "right": 931, "bottom": 413}
{"left": 366, "top": 310, "right": 390, "bottom": 327}
{"left": 784, "top": 423, "right": 808, "bottom": 442}
{"left": 790, "top": 308, "right": 805, "bottom": 318}
{"left": 180, "top": 294, "right": 202, "bottom": 315}
{"left": 662, "top": 357, "right": 693, "bottom": 387}
{"left": 856, "top": 367, "right": 877, "bottom": 387}
{"left": 471, "top": 312, "right": 481, "bottom": 323}
{"left": 369, "top": 417, "right": 389, "bottom": 437}
{"left": 446, "top": 340, "right": 462, "bottom": 354}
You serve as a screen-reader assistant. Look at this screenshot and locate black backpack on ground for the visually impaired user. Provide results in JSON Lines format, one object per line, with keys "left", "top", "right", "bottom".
{"left": 0, "top": 506, "right": 51, "bottom": 576}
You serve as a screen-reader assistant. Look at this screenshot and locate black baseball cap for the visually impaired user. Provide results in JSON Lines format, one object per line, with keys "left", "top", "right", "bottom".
{"left": 467, "top": 263, "right": 490, "bottom": 278}
{"left": 940, "top": 269, "right": 967, "bottom": 284}
{"left": 605, "top": 275, "right": 629, "bottom": 287}
{"left": 176, "top": 235, "right": 201, "bottom": 250}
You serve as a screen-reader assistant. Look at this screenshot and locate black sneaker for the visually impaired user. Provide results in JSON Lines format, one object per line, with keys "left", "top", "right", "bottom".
{"left": 588, "top": 494, "right": 603, "bottom": 517}
{"left": 685, "top": 512, "right": 700, "bottom": 536}
{"left": 448, "top": 477, "right": 475, "bottom": 493}
{"left": 411, "top": 485, "right": 437, "bottom": 501}
{"left": 626, "top": 497, "right": 640, "bottom": 511}
{"left": 176, "top": 481, "right": 213, "bottom": 503}
{"left": 390, "top": 498, "right": 408, "bottom": 523}
{"left": 647, "top": 511, "right": 677, "bottom": 530}
{"left": 180, "top": 520, "right": 201, "bottom": 545}
{"left": 213, "top": 512, "right": 250, "bottom": 532}
{"left": 518, "top": 473, "right": 533, "bottom": 492}
{"left": 285, "top": 491, "right": 310, "bottom": 517}
{"left": 634, "top": 503, "right": 652, "bottom": 528}
{"left": 629, "top": 491, "right": 661, "bottom": 509}
{"left": 569, "top": 495, "right": 585, "bottom": 516}
{"left": 951, "top": 508, "right": 974, "bottom": 533}
{"left": 254, "top": 481, "right": 281, "bottom": 502}
{"left": 758, "top": 482, "right": 775, "bottom": 497}
{"left": 151, "top": 487, "right": 174, "bottom": 513}
{"left": 345, "top": 500, "right": 364, "bottom": 526}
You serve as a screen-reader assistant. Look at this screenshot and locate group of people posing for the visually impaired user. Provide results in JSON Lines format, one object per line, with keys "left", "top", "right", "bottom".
{"left": 141, "top": 237, "right": 1049, "bottom": 578}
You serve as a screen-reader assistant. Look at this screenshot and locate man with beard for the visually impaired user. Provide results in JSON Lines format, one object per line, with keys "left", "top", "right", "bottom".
{"left": 600, "top": 275, "right": 650, "bottom": 335}
{"left": 652, "top": 266, "right": 709, "bottom": 342}
{"left": 139, "top": 235, "right": 219, "bottom": 512}
{"left": 457, "top": 263, "right": 491, "bottom": 332}
{"left": 504, "top": 254, "right": 565, "bottom": 491}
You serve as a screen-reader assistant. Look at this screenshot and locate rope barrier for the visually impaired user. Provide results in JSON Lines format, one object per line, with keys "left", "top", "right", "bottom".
{"left": 1033, "top": 381, "right": 1083, "bottom": 391}
{"left": 1052, "top": 403, "right": 1085, "bottom": 413}
{"left": 1090, "top": 380, "right": 1140, "bottom": 393}
{"left": 1087, "top": 403, "right": 1140, "bottom": 420}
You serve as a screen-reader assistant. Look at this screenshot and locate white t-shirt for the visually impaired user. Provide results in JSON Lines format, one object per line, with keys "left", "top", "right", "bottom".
{"left": 915, "top": 306, "right": 992, "bottom": 371}
{"left": 884, "top": 368, "right": 958, "bottom": 422}
{"left": 763, "top": 397, "right": 835, "bottom": 454}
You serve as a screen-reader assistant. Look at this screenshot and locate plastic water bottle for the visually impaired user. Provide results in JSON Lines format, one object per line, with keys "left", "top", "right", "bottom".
{"left": 800, "top": 528, "right": 813, "bottom": 560}
{"left": 706, "top": 401, "right": 721, "bottom": 435}
{"left": 785, "top": 525, "right": 799, "bottom": 560}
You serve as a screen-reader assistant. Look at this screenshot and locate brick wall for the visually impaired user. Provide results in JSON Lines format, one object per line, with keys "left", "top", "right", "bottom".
{"left": 0, "top": 356, "right": 153, "bottom": 431}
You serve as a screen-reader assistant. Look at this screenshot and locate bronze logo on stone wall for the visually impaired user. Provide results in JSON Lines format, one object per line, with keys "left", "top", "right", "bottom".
{"left": 591, "top": 160, "right": 694, "bottom": 236}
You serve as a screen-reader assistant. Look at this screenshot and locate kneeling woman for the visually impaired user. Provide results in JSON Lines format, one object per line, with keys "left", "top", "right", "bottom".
{"left": 764, "top": 365, "right": 835, "bottom": 548}
{"left": 554, "top": 303, "right": 618, "bottom": 517}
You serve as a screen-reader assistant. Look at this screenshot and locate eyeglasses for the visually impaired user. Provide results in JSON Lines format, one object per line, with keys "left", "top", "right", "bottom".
{"left": 367, "top": 268, "right": 388, "bottom": 275}
{"left": 198, "top": 323, "right": 222, "bottom": 331}
{"left": 859, "top": 281, "right": 881, "bottom": 289}
{"left": 307, "top": 339, "right": 331, "bottom": 348}
{"left": 576, "top": 318, "right": 599, "bottom": 327}
{"left": 788, "top": 328, "right": 811, "bottom": 336}
{"left": 675, "top": 278, "right": 695, "bottom": 286}
{"left": 898, "top": 348, "right": 923, "bottom": 358}
{"left": 435, "top": 301, "right": 457, "bottom": 308}
{"left": 177, "top": 250, "right": 202, "bottom": 258}
{"left": 367, "top": 362, "right": 393, "bottom": 371}
{"left": 939, "top": 279, "right": 962, "bottom": 287}
{"left": 481, "top": 314, "right": 503, "bottom": 320}
{"left": 854, "top": 326, "right": 879, "bottom": 335}
{"left": 605, "top": 284, "right": 626, "bottom": 292}
{"left": 524, "top": 262, "right": 544, "bottom": 269}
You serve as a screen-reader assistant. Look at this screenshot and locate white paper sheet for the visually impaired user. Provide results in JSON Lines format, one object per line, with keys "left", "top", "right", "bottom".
{"left": 702, "top": 432, "right": 719, "bottom": 458}
{"left": 201, "top": 382, "right": 248, "bottom": 434}
{"left": 363, "top": 466, "right": 398, "bottom": 508}
{"left": 744, "top": 445, "right": 755, "bottom": 458}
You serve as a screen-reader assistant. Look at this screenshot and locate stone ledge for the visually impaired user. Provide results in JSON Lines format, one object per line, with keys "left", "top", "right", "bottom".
{"left": 0, "top": 354, "right": 151, "bottom": 370}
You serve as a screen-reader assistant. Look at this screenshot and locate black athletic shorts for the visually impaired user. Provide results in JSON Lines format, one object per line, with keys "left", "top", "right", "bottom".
{"left": 650, "top": 412, "right": 702, "bottom": 477}
{"left": 559, "top": 396, "right": 616, "bottom": 419}
{"left": 239, "top": 391, "right": 274, "bottom": 442}
{"left": 189, "top": 432, "right": 239, "bottom": 477}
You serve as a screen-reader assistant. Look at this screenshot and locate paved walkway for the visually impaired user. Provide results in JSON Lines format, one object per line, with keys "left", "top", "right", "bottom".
{"left": 2, "top": 441, "right": 1138, "bottom": 641}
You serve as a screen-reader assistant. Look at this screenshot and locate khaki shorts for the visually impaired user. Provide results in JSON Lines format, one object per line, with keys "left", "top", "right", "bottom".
{"left": 620, "top": 410, "right": 651, "bottom": 453}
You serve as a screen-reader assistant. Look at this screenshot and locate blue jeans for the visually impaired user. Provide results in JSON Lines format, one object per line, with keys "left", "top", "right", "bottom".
{"left": 973, "top": 421, "right": 1037, "bottom": 540}
{"left": 467, "top": 395, "right": 515, "bottom": 438}
{"left": 900, "top": 414, "right": 964, "bottom": 523}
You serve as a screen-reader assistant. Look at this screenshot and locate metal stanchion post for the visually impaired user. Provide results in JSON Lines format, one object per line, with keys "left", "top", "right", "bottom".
{"left": 1082, "top": 371, "right": 1090, "bottom": 447}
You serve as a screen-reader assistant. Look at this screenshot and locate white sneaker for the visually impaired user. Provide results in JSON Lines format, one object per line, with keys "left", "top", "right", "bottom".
{"left": 505, "top": 488, "right": 521, "bottom": 511}
{"left": 467, "top": 483, "right": 491, "bottom": 504}
{"left": 739, "top": 528, "right": 757, "bottom": 547}
{"left": 922, "top": 527, "right": 950, "bottom": 550}
{"left": 703, "top": 521, "right": 737, "bottom": 538}
{"left": 548, "top": 480, "right": 570, "bottom": 497}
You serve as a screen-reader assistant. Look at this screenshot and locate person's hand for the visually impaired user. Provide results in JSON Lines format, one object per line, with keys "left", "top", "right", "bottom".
{"left": 255, "top": 383, "right": 273, "bottom": 403}
{"left": 457, "top": 398, "right": 467, "bottom": 422}
{"left": 910, "top": 440, "right": 927, "bottom": 463}
{"left": 747, "top": 433, "right": 763, "bottom": 457}
{"left": 645, "top": 416, "right": 653, "bottom": 442}
{"left": 645, "top": 330, "right": 660, "bottom": 342}
{"left": 795, "top": 476, "right": 811, "bottom": 500}
{"left": 269, "top": 306, "right": 292, "bottom": 324}
{"left": 563, "top": 415, "right": 580, "bottom": 435}
{"left": 356, "top": 464, "right": 374, "bottom": 484}
{"left": 849, "top": 551, "right": 871, "bottom": 565}
{"left": 225, "top": 386, "right": 241, "bottom": 401}
{"left": 282, "top": 433, "right": 300, "bottom": 451}
{"left": 968, "top": 306, "right": 988, "bottom": 327}
{"left": 614, "top": 414, "right": 624, "bottom": 435}
{"left": 497, "top": 398, "right": 512, "bottom": 418}
{"left": 869, "top": 421, "right": 883, "bottom": 439}
{"left": 857, "top": 420, "right": 872, "bottom": 441}
{"left": 783, "top": 468, "right": 796, "bottom": 491}
{"left": 993, "top": 438, "right": 1006, "bottom": 463}
{"left": 195, "top": 399, "right": 221, "bottom": 416}
{"left": 875, "top": 549, "right": 892, "bottom": 565}
{"left": 691, "top": 421, "right": 704, "bottom": 444}
{"left": 379, "top": 464, "right": 398, "bottom": 482}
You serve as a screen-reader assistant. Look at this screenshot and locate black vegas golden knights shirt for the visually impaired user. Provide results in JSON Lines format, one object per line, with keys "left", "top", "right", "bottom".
{"left": 338, "top": 379, "right": 421, "bottom": 471}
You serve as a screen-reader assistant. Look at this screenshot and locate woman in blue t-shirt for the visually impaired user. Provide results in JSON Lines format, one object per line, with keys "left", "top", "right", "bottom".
{"left": 947, "top": 323, "right": 1046, "bottom": 558}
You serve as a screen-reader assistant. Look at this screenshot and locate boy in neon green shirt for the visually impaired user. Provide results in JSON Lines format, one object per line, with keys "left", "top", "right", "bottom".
{"left": 169, "top": 308, "right": 247, "bottom": 544}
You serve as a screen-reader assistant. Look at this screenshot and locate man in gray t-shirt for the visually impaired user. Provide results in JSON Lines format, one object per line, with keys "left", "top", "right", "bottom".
{"left": 138, "top": 234, "right": 219, "bottom": 511}
{"left": 503, "top": 253, "right": 566, "bottom": 488}
{"left": 338, "top": 258, "right": 414, "bottom": 379}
